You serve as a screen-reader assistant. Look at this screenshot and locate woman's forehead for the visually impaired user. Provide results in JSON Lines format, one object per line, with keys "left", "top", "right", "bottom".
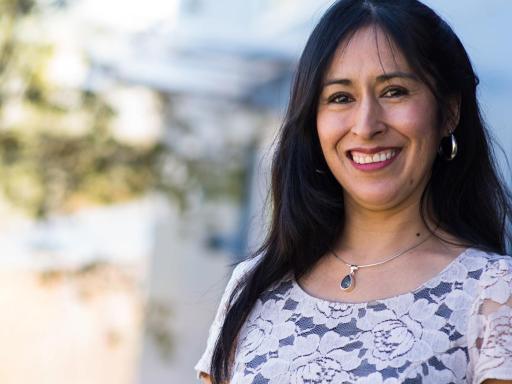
{"left": 326, "top": 24, "right": 412, "bottom": 79}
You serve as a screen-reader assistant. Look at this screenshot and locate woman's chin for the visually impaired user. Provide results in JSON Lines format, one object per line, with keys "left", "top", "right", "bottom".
{"left": 344, "top": 190, "right": 413, "bottom": 212}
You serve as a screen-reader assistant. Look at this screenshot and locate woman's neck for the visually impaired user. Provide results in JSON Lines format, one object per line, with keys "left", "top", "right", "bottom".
{"left": 336, "top": 199, "right": 437, "bottom": 264}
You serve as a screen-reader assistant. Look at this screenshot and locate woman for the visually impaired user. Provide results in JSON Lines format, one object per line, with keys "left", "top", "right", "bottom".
{"left": 196, "top": 0, "right": 512, "bottom": 383}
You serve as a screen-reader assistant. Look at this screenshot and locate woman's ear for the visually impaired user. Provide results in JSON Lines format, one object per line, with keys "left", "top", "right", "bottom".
{"left": 445, "top": 94, "right": 461, "bottom": 135}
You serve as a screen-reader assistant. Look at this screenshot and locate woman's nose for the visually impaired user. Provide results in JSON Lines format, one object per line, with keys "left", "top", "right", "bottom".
{"left": 350, "top": 96, "right": 386, "bottom": 139}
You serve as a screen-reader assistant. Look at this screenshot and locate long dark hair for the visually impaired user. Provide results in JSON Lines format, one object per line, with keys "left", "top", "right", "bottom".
{"left": 210, "top": 0, "right": 512, "bottom": 381}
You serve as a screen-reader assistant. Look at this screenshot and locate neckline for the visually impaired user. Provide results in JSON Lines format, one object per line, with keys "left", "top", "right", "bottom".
{"left": 292, "top": 247, "right": 473, "bottom": 308}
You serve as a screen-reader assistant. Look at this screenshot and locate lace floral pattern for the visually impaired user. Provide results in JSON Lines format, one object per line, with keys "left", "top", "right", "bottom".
{"left": 195, "top": 249, "right": 512, "bottom": 383}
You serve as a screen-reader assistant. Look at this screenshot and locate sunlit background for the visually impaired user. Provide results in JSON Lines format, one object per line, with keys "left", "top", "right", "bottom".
{"left": 0, "top": 0, "right": 510, "bottom": 383}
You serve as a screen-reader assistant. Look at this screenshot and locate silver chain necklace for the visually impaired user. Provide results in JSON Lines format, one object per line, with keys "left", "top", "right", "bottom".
{"left": 331, "top": 233, "right": 432, "bottom": 292}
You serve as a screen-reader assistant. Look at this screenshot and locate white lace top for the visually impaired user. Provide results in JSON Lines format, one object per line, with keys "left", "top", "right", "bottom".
{"left": 195, "top": 248, "right": 512, "bottom": 383}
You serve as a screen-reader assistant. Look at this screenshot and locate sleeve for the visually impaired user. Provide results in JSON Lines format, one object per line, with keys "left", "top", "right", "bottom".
{"left": 194, "top": 256, "right": 258, "bottom": 379}
{"left": 467, "top": 255, "right": 512, "bottom": 384}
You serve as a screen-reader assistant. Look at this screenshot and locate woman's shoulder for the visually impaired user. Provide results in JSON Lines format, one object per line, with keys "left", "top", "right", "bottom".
{"left": 462, "top": 247, "right": 512, "bottom": 277}
{"left": 231, "top": 255, "right": 261, "bottom": 279}
{"left": 217, "top": 255, "right": 264, "bottom": 305}
{"left": 193, "top": 254, "right": 262, "bottom": 379}
{"left": 461, "top": 247, "right": 512, "bottom": 305}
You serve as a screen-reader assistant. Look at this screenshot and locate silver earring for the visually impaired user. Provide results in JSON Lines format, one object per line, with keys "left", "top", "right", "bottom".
{"left": 438, "top": 131, "right": 458, "bottom": 161}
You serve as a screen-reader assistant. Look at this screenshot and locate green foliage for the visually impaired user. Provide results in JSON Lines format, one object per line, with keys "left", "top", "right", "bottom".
{"left": 0, "top": 0, "right": 164, "bottom": 217}
{"left": 0, "top": 122, "right": 166, "bottom": 218}
{"left": 0, "top": 0, "right": 247, "bottom": 219}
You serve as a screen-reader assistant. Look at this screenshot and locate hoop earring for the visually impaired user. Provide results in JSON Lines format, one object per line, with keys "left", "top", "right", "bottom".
{"left": 438, "top": 131, "right": 458, "bottom": 161}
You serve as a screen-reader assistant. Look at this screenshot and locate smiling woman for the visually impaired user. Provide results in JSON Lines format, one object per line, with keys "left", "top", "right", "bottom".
{"left": 195, "top": 0, "right": 512, "bottom": 383}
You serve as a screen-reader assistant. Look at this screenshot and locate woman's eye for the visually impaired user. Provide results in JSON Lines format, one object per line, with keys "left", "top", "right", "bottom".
{"left": 382, "top": 87, "right": 408, "bottom": 98}
{"left": 329, "top": 93, "right": 353, "bottom": 104}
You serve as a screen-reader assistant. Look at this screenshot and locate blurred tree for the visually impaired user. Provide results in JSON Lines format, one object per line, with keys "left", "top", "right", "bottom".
{"left": 0, "top": 0, "right": 246, "bottom": 218}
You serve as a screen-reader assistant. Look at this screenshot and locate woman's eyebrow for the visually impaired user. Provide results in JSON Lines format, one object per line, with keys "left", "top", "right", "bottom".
{"left": 322, "top": 71, "right": 419, "bottom": 87}
{"left": 376, "top": 71, "right": 419, "bottom": 83}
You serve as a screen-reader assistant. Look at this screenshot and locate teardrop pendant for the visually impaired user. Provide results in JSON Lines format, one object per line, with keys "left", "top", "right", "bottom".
{"left": 340, "top": 265, "right": 358, "bottom": 292}
{"left": 340, "top": 273, "right": 354, "bottom": 291}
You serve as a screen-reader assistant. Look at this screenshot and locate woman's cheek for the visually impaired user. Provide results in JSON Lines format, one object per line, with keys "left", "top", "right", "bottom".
{"left": 317, "top": 113, "right": 350, "bottom": 148}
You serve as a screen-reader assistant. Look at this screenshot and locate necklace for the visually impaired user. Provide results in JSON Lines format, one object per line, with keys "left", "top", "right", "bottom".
{"left": 331, "top": 233, "right": 432, "bottom": 292}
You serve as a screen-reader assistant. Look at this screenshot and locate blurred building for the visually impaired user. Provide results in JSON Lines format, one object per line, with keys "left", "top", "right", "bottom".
{"left": 80, "top": 1, "right": 336, "bottom": 382}
{"left": 85, "top": 0, "right": 334, "bottom": 257}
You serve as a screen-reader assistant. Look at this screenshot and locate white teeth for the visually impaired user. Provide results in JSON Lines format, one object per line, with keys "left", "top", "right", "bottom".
{"left": 351, "top": 149, "right": 396, "bottom": 164}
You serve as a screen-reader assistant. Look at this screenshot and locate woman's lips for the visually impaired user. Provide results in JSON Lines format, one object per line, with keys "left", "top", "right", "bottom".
{"left": 348, "top": 148, "right": 401, "bottom": 171}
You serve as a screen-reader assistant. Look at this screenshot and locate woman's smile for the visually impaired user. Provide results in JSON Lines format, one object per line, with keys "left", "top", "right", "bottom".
{"left": 347, "top": 147, "right": 402, "bottom": 171}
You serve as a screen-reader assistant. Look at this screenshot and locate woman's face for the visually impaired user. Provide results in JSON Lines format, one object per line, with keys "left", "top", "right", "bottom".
{"left": 317, "top": 25, "right": 446, "bottom": 212}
